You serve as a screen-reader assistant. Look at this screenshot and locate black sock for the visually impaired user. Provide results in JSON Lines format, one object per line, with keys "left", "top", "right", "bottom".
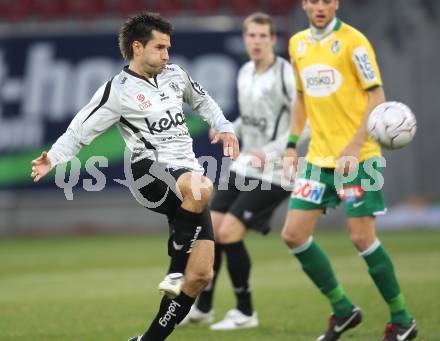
{"left": 166, "top": 207, "right": 209, "bottom": 274}
{"left": 141, "top": 291, "right": 195, "bottom": 341}
{"left": 196, "top": 243, "right": 223, "bottom": 313}
{"left": 223, "top": 241, "right": 253, "bottom": 316}
{"left": 167, "top": 234, "right": 189, "bottom": 274}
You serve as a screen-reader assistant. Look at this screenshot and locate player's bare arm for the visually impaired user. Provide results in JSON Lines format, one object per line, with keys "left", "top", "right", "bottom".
{"left": 31, "top": 151, "right": 52, "bottom": 183}
{"left": 337, "top": 86, "right": 385, "bottom": 173}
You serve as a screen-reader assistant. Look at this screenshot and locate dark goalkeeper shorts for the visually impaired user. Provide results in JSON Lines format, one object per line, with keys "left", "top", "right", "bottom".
{"left": 130, "top": 157, "right": 214, "bottom": 241}
{"left": 210, "top": 171, "right": 290, "bottom": 234}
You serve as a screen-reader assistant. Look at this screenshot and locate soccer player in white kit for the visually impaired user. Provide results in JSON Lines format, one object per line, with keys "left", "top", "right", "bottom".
{"left": 181, "top": 12, "right": 307, "bottom": 330}
{"left": 30, "top": 12, "right": 239, "bottom": 341}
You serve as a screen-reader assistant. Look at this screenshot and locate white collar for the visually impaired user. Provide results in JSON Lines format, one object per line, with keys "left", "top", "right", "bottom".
{"left": 310, "top": 17, "right": 337, "bottom": 41}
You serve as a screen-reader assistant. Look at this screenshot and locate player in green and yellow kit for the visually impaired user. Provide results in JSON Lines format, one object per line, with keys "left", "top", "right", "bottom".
{"left": 282, "top": 1, "right": 417, "bottom": 341}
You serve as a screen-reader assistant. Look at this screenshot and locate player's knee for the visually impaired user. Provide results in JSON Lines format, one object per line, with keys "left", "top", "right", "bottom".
{"left": 180, "top": 175, "right": 213, "bottom": 206}
{"left": 281, "top": 226, "right": 309, "bottom": 248}
{"left": 216, "top": 216, "right": 245, "bottom": 244}
{"left": 185, "top": 267, "right": 213, "bottom": 290}
{"left": 197, "top": 182, "right": 213, "bottom": 204}
{"left": 349, "top": 232, "right": 370, "bottom": 251}
{"left": 216, "top": 227, "right": 232, "bottom": 244}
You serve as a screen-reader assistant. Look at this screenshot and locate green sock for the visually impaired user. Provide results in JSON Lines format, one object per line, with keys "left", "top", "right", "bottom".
{"left": 363, "top": 244, "right": 412, "bottom": 326}
{"left": 293, "top": 240, "right": 354, "bottom": 317}
{"left": 327, "top": 285, "right": 354, "bottom": 317}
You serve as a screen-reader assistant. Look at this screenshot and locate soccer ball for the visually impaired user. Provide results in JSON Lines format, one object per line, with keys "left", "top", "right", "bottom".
{"left": 367, "top": 101, "right": 417, "bottom": 149}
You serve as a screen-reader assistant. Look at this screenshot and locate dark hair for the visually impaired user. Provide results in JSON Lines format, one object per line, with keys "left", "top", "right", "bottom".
{"left": 119, "top": 12, "right": 173, "bottom": 61}
{"left": 242, "top": 12, "right": 276, "bottom": 36}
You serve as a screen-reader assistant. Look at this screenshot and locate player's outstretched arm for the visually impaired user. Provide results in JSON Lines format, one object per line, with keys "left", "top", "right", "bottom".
{"left": 211, "top": 132, "right": 240, "bottom": 160}
{"left": 31, "top": 151, "right": 52, "bottom": 182}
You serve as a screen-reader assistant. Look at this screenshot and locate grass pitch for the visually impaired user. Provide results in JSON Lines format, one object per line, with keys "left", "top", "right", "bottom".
{"left": 1, "top": 230, "right": 439, "bottom": 341}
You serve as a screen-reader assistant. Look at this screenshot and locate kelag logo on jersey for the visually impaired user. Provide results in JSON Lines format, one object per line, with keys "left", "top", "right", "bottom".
{"left": 292, "top": 178, "right": 326, "bottom": 204}
{"left": 301, "top": 64, "right": 342, "bottom": 97}
{"left": 145, "top": 110, "right": 186, "bottom": 134}
{"left": 241, "top": 114, "right": 267, "bottom": 133}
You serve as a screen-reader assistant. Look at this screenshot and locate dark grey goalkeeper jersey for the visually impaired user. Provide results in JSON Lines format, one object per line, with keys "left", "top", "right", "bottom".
{"left": 230, "top": 56, "right": 306, "bottom": 185}
{"left": 47, "top": 64, "right": 234, "bottom": 172}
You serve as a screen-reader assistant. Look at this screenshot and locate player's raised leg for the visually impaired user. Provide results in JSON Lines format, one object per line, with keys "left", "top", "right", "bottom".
{"left": 159, "top": 172, "right": 214, "bottom": 297}
{"left": 139, "top": 173, "right": 215, "bottom": 341}
{"left": 180, "top": 210, "right": 224, "bottom": 325}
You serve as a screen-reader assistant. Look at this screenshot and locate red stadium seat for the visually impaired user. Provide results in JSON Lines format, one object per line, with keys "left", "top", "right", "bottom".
{"left": 68, "top": 0, "right": 107, "bottom": 20}
{"left": 33, "top": 0, "right": 69, "bottom": 20}
{"left": 230, "top": 0, "right": 259, "bottom": 15}
{"left": 0, "top": 0, "right": 35, "bottom": 21}
{"left": 190, "top": 0, "right": 222, "bottom": 15}
{"left": 114, "top": 0, "right": 147, "bottom": 17}
{"left": 267, "top": 0, "right": 299, "bottom": 15}
{"left": 150, "top": 0, "right": 185, "bottom": 15}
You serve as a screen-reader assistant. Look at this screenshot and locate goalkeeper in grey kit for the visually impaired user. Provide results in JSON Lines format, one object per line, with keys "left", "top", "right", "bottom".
{"left": 31, "top": 12, "right": 239, "bottom": 341}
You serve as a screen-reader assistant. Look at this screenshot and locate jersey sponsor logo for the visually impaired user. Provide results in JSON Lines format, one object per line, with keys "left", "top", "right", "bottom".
{"left": 158, "top": 300, "right": 182, "bottom": 327}
{"left": 241, "top": 114, "right": 267, "bottom": 133}
{"left": 301, "top": 64, "right": 342, "bottom": 97}
{"left": 136, "top": 93, "right": 153, "bottom": 111}
{"left": 138, "top": 100, "right": 152, "bottom": 110}
{"left": 337, "top": 185, "right": 364, "bottom": 203}
{"left": 352, "top": 46, "right": 377, "bottom": 83}
{"left": 292, "top": 178, "right": 326, "bottom": 204}
{"left": 145, "top": 111, "right": 186, "bottom": 134}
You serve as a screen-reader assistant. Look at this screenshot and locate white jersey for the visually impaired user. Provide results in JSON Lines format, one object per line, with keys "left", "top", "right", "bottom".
{"left": 230, "top": 56, "right": 297, "bottom": 185}
{"left": 47, "top": 64, "right": 234, "bottom": 172}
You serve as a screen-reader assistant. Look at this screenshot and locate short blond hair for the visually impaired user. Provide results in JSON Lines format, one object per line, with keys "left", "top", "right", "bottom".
{"left": 242, "top": 12, "right": 276, "bottom": 36}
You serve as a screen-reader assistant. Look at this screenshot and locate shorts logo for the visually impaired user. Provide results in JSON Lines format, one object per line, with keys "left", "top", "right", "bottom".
{"left": 186, "top": 226, "right": 202, "bottom": 254}
{"left": 292, "top": 179, "right": 326, "bottom": 204}
{"left": 243, "top": 210, "right": 253, "bottom": 220}
{"left": 337, "top": 185, "right": 364, "bottom": 203}
{"left": 301, "top": 64, "right": 342, "bottom": 97}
